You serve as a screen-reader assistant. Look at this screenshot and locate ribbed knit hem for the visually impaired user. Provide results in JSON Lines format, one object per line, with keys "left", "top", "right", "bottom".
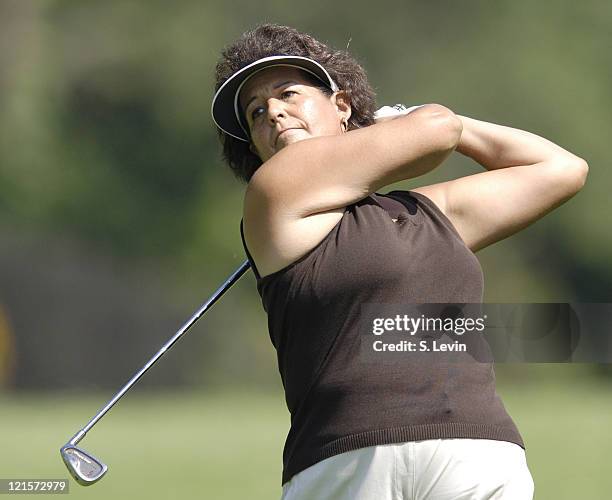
{"left": 282, "top": 423, "right": 525, "bottom": 485}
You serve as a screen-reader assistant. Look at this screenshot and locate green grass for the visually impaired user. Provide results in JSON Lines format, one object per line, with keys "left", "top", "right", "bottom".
{"left": 496, "top": 366, "right": 612, "bottom": 499}
{"left": 1, "top": 368, "right": 611, "bottom": 499}
{"left": 0, "top": 389, "right": 289, "bottom": 499}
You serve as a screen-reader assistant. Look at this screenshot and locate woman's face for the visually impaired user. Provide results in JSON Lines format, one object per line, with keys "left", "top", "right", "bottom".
{"left": 239, "top": 66, "right": 350, "bottom": 162}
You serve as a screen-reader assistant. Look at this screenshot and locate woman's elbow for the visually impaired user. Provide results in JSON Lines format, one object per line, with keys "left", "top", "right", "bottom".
{"left": 420, "top": 104, "right": 463, "bottom": 151}
{"left": 553, "top": 155, "right": 589, "bottom": 195}
{"left": 565, "top": 156, "right": 589, "bottom": 193}
{"left": 574, "top": 157, "right": 589, "bottom": 190}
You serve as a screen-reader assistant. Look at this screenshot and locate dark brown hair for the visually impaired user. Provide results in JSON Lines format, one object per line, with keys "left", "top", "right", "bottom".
{"left": 214, "top": 24, "right": 377, "bottom": 183}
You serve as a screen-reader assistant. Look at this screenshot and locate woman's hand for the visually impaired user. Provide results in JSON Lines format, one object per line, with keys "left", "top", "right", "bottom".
{"left": 373, "top": 104, "right": 425, "bottom": 123}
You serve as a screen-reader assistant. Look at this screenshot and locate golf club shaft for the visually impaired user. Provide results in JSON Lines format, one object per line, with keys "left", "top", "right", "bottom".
{"left": 69, "top": 260, "right": 252, "bottom": 446}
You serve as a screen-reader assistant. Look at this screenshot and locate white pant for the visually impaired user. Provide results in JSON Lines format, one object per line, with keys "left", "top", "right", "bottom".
{"left": 281, "top": 439, "right": 534, "bottom": 500}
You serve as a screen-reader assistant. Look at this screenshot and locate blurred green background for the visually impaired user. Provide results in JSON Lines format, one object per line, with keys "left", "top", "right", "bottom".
{"left": 0, "top": 0, "right": 610, "bottom": 498}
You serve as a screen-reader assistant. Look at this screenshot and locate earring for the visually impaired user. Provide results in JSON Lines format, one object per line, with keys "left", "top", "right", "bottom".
{"left": 341, "top": 118, "right": 348, "bottom": 132}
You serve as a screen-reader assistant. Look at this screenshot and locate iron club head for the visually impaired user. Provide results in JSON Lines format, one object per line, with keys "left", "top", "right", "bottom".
{"left": 60, "top": 445, "right": 108, "bottom": 486}
{"left": 58, "top": 262, "right": 250, "bottom": 487}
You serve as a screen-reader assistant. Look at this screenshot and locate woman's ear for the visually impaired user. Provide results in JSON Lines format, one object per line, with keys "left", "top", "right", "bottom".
{"left": 333, "top": 90, "right": 352, "bottom": 124}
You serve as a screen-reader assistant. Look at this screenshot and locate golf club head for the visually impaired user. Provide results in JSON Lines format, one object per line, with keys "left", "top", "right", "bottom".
{"left": 60, "top": 445, "right": 108, "bottom": 486}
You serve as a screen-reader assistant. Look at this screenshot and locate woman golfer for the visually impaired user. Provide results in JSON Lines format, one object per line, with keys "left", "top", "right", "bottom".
{"left": 211, "top": 24, "right": 587, "bottom": 500}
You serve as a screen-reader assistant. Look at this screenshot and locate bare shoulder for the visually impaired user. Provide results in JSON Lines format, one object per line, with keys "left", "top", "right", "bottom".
{"left": 410, "top": 184, "right": 450, "bottom": 215}
{"left": 243, "top": 181, "right": 345, "bottom": 278}
{"left": 410, "top": 182, "right": 472, "bottom": 246}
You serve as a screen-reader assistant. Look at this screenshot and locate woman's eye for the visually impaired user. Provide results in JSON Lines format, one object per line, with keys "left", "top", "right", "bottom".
{"left": 251, "top": 106, "right": 264, "bottom": 120}
{"left": 249, "top": 91, "right": 297, "bottom": 121}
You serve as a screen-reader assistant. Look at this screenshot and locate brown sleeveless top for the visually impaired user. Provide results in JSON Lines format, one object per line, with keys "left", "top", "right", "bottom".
{"left": 240, "top": 190, "right": 524, "bottom": 485}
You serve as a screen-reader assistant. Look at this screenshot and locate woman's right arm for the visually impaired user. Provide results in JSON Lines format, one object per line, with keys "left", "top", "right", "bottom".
{"left": 244, "top": 103, "right": 462, "bottom": 220}
{"left": 242, "top": 103, "right": 462, "bottom": 276}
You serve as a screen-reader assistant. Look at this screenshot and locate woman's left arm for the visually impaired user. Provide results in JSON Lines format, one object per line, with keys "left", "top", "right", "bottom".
{"left": 412, "top": 115, "right": 589, "bottom": 252}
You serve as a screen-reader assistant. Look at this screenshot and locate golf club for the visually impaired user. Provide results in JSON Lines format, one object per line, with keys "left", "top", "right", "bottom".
{"left": 60, "top": 260, "right": 251, "bottom": 486}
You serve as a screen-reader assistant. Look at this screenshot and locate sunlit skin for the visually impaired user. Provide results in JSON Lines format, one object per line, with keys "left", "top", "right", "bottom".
{"left": 238, "top": 66, "right": 351, "bottom": 162}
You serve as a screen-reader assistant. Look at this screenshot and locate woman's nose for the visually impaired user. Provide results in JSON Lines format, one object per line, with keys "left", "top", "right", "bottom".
{"left": 266, "top": 98, "right": 287, "bottom": 124}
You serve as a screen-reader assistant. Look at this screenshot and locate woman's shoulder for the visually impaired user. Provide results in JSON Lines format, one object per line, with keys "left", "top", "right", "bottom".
{"left": 242, "top": 200, "right": 346, "bottom": 280}
{"left": 385, "top": 186, "right": 467, "bottom": 244}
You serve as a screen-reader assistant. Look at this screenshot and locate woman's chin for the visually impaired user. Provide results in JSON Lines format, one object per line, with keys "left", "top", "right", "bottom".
{"left": 277, "top": 128, "right": 310, "bottom": 147}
